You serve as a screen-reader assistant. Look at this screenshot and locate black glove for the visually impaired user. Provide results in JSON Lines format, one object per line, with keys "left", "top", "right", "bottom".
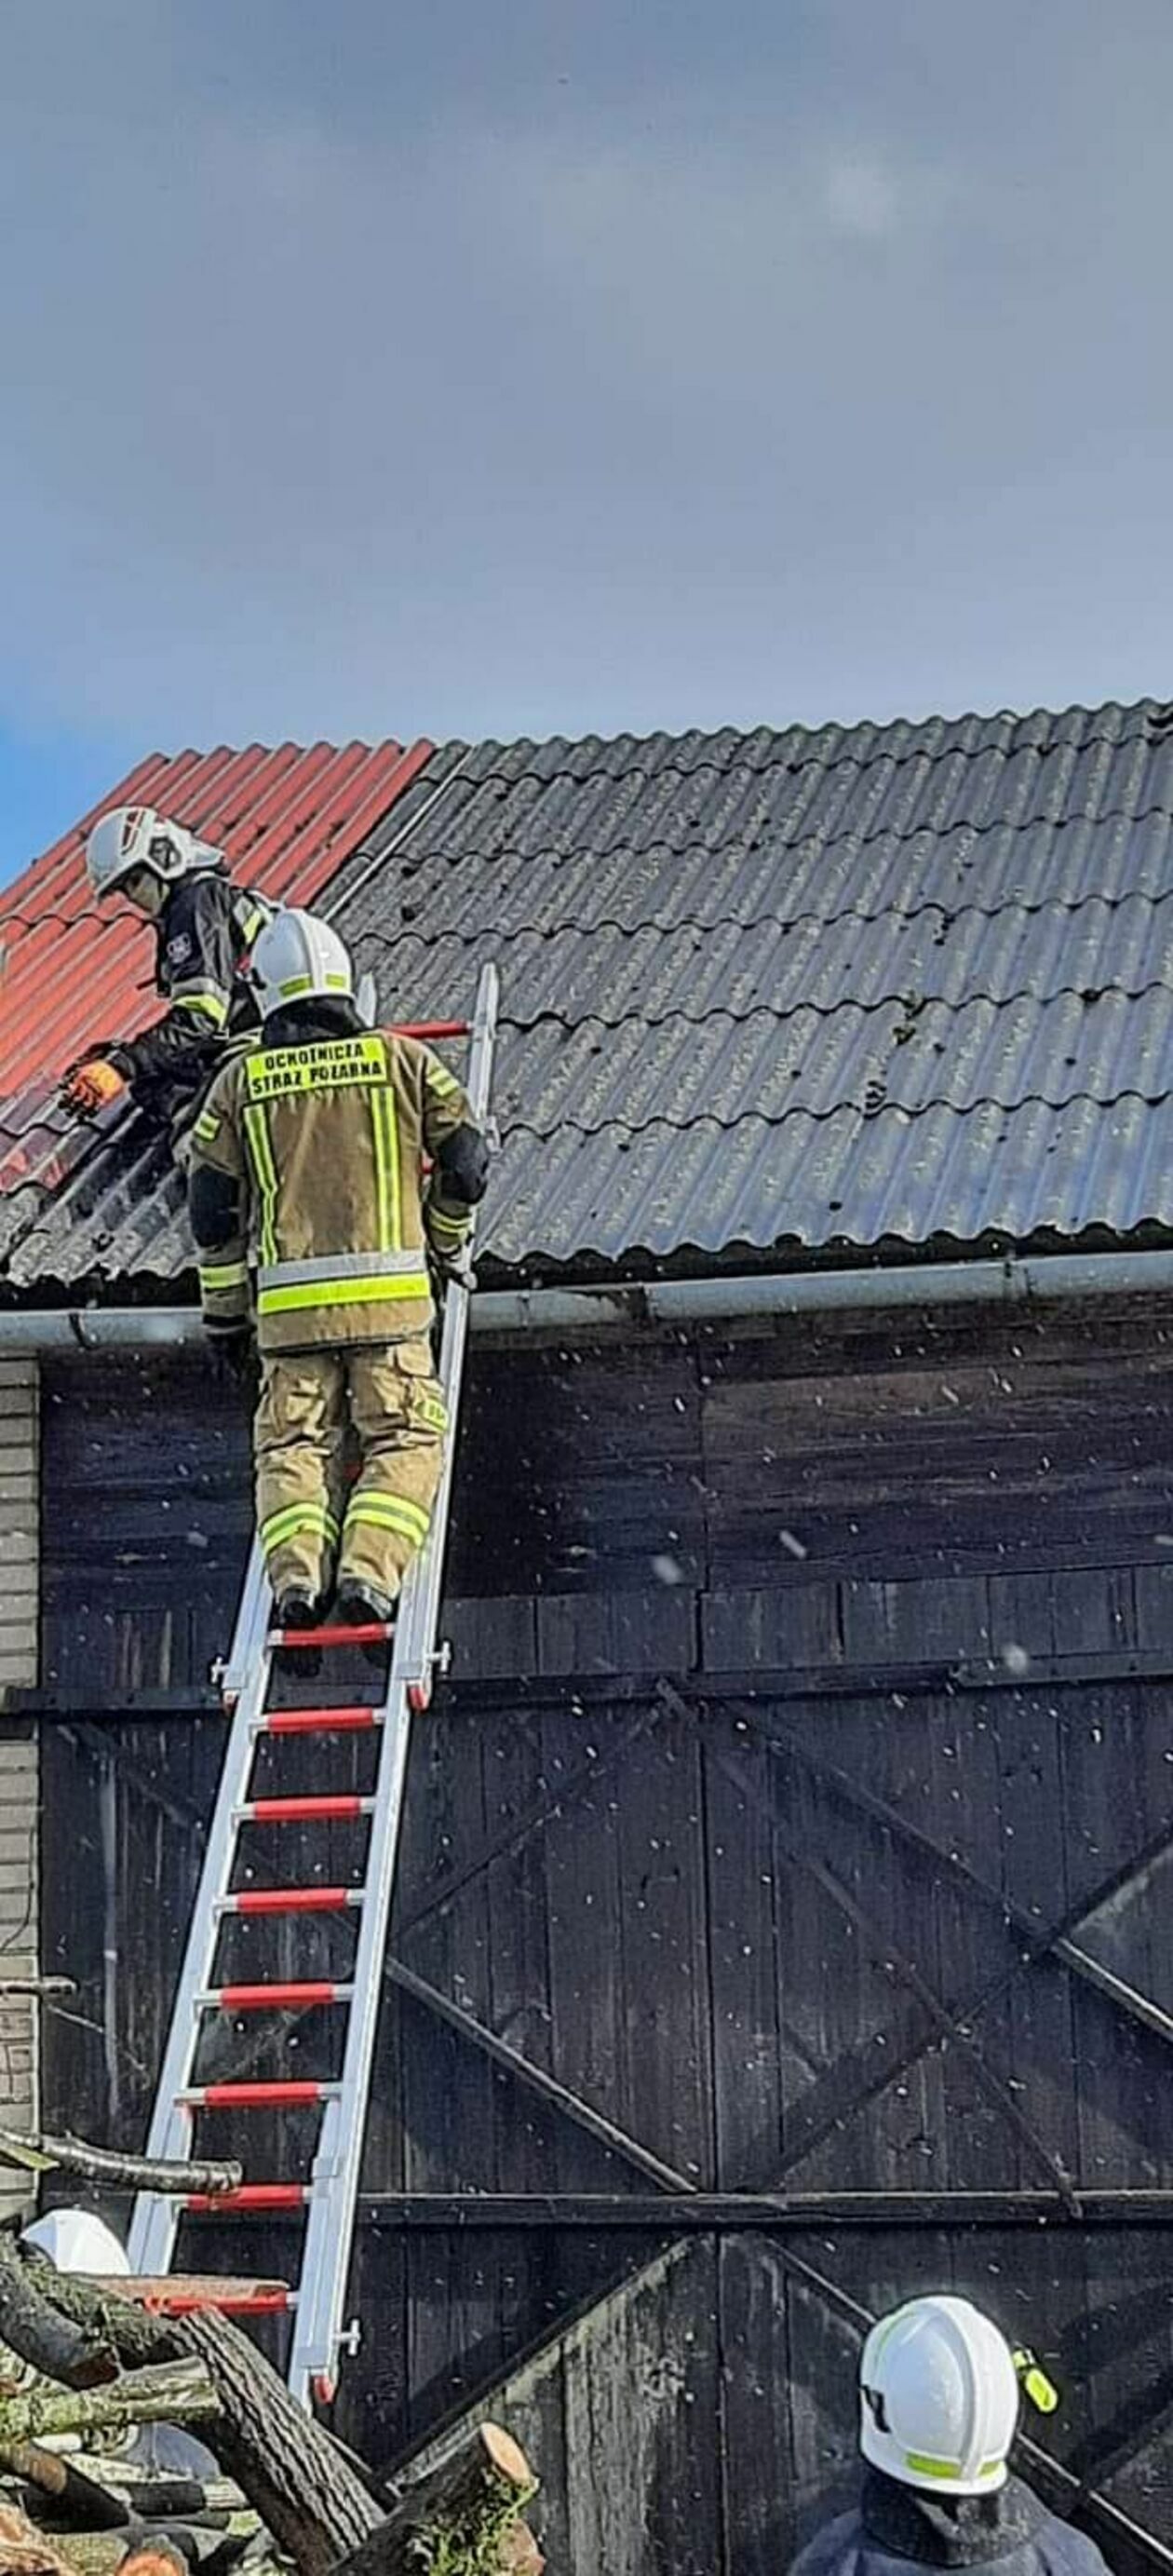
{"left": 207, "top": 1325, "right": 254, "bottom": 1389}
{"left": 431, "top": 1241, "right": 478, "bottom": 1292}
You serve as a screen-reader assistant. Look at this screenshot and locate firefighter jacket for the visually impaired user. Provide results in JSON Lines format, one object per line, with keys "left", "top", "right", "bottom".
{"left": 789, "top": 2474, "right": 1112, "bottom": 2576}
{"left": 111, "top": 871, "right": 276, "bottom": 1114}
{"left": 187, "top": 1020, "right": 483, "bottom": 1354}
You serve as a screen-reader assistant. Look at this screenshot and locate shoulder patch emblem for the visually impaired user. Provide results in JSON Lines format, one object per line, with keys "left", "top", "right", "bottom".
{"left": 167, "top": 931, "right": 194, "bottom": 964}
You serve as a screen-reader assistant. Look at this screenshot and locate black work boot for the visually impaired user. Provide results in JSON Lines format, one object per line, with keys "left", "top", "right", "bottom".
{"left": 272, "top": 1586, "right": 322, "bottom": 1675}
{"left": 335, "top": 1580, "right": 397, "bottom": 1669}
{"left": 275, "top": 1586, "right": 321, "bottom": 1629}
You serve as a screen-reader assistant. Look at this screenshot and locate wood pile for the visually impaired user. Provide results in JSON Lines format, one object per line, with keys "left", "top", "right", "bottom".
{"left": 0, "top": 2136, "right": 540, "bottom": 2576}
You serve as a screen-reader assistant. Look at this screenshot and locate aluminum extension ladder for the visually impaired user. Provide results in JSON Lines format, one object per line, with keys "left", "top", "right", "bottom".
{"left": 128, "top": 965, "right": 500, "bottom": 2409}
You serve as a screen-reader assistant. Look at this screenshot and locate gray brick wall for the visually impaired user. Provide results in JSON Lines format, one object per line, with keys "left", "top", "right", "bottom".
{"left": 0, "top": 1357, "right": 39, "bottom": 2217}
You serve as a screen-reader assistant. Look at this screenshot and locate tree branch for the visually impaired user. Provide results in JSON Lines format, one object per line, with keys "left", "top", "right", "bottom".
{"left": 0, "top": 2239, "right": 117, "bottom": 2391}
{"left": 0, "top": 2132, "right": 242, "bottom": 2195}
{"left": 0, "top": 1982, "right": 74, "bottom": 2001}
{"left": 0, "top": 2359, "right": 218, "bottom": 2447}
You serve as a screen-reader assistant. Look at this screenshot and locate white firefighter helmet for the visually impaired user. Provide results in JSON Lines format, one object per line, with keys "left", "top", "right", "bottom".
{"left": 859, "top": 2295, "right": 1020, "bottom": 2497}
{"left": 86, "top": 806, "right": 221, "bottom": 900}
{"left": 250, "top": 907, "right": 355, "bottom": 1019}
{"left": 22, "top": 2207, "right": 131, "bottom": 2276}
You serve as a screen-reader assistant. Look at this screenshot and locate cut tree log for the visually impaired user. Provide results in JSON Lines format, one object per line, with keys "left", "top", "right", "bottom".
{"left": 0, "top": 2244, "right": 115, "bottom": 2393}
{"left": 0, "top": 2445, "right": 131, "bottom": 2533}
{"left": 0, "top": 2360, "right": 218, "bottom": 2447}
{"left": 166, "top": 2308, "right": 381, "bottom": 2576}
{"left": 20, "top": 2279, "right": 381, "bottom": 2576}
{"left": 327, "top": 2425, "right": 538, "bottom": 2576}
{"left": 0, "top": 2499, "right": 79, "bottom": 2576}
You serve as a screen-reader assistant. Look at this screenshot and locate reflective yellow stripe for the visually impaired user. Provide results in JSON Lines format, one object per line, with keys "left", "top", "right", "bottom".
{"left": 174, "top": 990, "right": 229, "bottom": 1027}
{"left": 371, "top": 1089, "right": 390, "bottom": 1245}
{"left": 261, "top": 1503, "right": 340, "bottom": 1552}
{"left": 198, "top": 1260, "right": 249, "bottom": 1291}
{"left": 902, "top": 2453, "right": 1002, "bottom": 2484}
{"left": 425, "top": 1053, "right": 462, "bottom": 1099}
{"left": 242, "top": 1102, "right": 280, "bottom": 1267}
{"left": 194, "top": 1108, "right": 221, "bottom": 1144}
{"left": 371, "top": 1084, "right": 400, "bottom": 1250}
{"left": 276, "top": 970, "right": 350, "bottom": 998}
{"left": 428, "top": 1208, "right": 469, "bottom": 1242}
{"left": 257, "top": 1272, "right": 431, "bottom": 1316}
{"left": 241, "top": 905, "right": 267, "bottom": 944}
{"left": 346, "top": 1495, "right": 431, "bottom": 1544}
{"left": 415, "top": 1393, "right": 449, "bottom": 1435}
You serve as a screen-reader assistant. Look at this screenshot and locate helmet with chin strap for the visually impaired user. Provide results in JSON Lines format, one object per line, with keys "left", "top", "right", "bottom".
{"left": 86, "top": 806, "right": 222, "bottom": 900}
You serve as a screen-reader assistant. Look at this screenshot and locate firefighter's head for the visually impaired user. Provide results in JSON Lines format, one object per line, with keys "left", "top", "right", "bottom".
{"left": 86, "top": 807, "right": 214, "bottom": 916}
{"left": 250, "top": 909, "right": 356, "bottom": 1020}
{"left": 859, "top": 2296, "right": 1022, "bottom": 2497}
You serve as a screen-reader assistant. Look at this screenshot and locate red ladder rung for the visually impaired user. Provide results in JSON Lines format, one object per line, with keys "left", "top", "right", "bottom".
{"left": 185, "top": 2183, "right": 310, "bottom": 2214}
{"left": 236, "top": 1794, "right": 374, "bottom": 1824}
{"left": 197, "top": 1980, "right": 354, "bottom": 2013}
{"left": 179, "top": 2080, "right": 341, "bottom": 2109}
{"left": 269, "top": 1621, "right": 392, "bottom": 1650}
{"left": 218, "top": 1887, "right": 364, "bottom": 1916}
{"left": 392, "top": 1019, "right": 469, "bottom": 1039}
{"left": 259, "top": 1706, "right": 380, "bottom": 1736}
{"left": 155, "top": 2287, "right": 294, "bottom": 2315}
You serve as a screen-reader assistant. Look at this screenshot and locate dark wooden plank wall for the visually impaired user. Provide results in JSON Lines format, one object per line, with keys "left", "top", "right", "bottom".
{"left": 41, "top": 1299, "right": 1173, "bottom": 1696}
{"left": 34, "top": 1299, "right": 1173, "bottom": 2571}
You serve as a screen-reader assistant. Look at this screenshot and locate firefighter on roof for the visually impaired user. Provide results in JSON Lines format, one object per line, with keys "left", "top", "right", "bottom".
{"left": 789, "top": 2295, "right": 1111, "bottom": 2576}
{"left": 186, "top": 908, "right": 490, "bottom": 1633}
{"left": 62, "top": 805, "right": 276, "bottom": 1130}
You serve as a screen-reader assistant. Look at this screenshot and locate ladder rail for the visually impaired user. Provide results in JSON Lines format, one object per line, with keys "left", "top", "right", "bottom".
{"left": 288, "top": 963, "right": 500, "bottom": 2402}
{"left": 397, "top": 962, "right": 499, "bottom": 1700}
{"left": 128, "top": 962, "right": 502, "bottom": 2400}
{"left": 285, "top": 1677, "right": 412, "bottom": 2403}
{"left": 127, "top": 1587, "right": 274, "bottom": 2272}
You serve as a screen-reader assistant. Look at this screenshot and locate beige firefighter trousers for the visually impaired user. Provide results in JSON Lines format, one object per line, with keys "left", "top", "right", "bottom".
{"left": 254, "top": 1336, "right": 447, "bottom": 1605}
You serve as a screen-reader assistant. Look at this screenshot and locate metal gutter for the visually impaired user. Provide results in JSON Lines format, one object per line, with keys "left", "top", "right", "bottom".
{"left": 3, "top": 1246, "right": 1173, "bottom": 1351}
{"left": 471, "top": 1248, "right": 1173, "bottom": 1334}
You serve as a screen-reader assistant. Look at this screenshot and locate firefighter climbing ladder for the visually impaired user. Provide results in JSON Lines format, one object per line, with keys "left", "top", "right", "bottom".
{"left": 128, "top": 964, "right": 500, "bottom": 2410}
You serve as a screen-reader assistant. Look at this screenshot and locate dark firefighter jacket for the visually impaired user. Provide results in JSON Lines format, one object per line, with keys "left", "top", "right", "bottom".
{"left": 186, "top": 998, "right": 490, "bottom": 1353}
{"left": 107, "top": 871, "right": 275, "bottom": 1119}
{"left": 789, "top": 2473, "right": 1113, "bottom": 2576}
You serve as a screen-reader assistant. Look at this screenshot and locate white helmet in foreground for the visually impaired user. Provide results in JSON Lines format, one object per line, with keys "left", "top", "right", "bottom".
{"left": 250, "top": 908, "right": 355, "bottom": 1019}
{"left": 22, "top": 2207, "right": 131, "bottom": 2276}
{"left": 859, "top": 2296, "right": 1020, "bottom": 2497}
{"left": 86, "top": 806, "right": 222, "bottom": 901}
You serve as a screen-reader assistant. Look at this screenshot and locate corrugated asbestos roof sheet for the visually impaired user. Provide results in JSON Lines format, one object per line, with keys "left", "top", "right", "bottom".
{"left": 8, "top": 694, "right": 1173, "bottom": 1291}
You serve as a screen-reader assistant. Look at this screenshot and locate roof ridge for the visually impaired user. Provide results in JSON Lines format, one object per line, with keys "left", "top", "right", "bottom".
{"left": 428, "top": 692, "right": 1169, "bottom": 773}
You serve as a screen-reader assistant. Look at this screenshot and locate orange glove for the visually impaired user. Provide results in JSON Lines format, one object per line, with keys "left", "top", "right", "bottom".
{"left": 62, "top": 1058, "right": 128, "bottom": 1117}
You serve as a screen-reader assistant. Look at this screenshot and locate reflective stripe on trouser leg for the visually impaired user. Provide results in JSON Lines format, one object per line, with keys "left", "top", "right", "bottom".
{"left": 254, "top": 1353, "right": 347, "bottom": 1598}
{"left": 338, "top": 1340, "right": 446, "bottom": 1598}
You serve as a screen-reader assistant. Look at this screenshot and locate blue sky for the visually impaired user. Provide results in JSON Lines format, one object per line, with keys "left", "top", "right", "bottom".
{"left": 3, "top": 0, "right": 1173, "bottom": 882}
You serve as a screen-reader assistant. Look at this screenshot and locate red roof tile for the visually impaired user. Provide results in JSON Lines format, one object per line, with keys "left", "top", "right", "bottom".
{"left": 0, "top": 738, "right": 431, "bottom": 1098}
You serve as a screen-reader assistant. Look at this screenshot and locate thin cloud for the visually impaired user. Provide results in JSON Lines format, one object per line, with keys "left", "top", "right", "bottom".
{"left": 3, "top": 0, "right": 1173, "bottom": 750}
{"left": 822, "top": 156, "right": 900, "bottom": 239}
